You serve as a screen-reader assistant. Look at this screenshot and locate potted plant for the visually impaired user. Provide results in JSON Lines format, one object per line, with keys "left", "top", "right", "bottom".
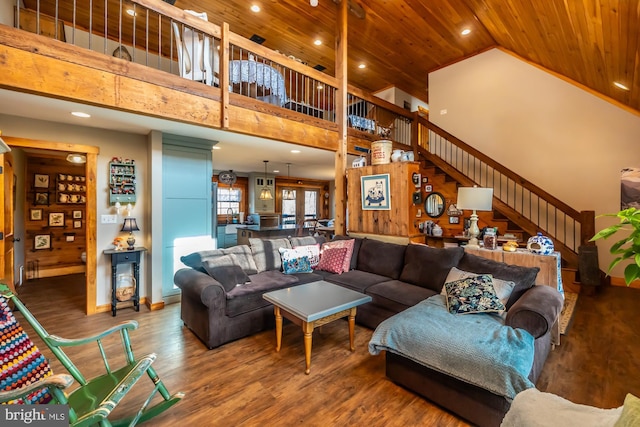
{"left": 590, "top": 207, "right": 640, "bottom": 285}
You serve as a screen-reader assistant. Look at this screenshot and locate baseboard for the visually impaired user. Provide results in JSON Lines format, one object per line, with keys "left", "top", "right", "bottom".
{"left": 610, "top": 276, "right": 640, "bottom": 289}
{"left": 146, "top": 300, "right": 165, "bottom": 311}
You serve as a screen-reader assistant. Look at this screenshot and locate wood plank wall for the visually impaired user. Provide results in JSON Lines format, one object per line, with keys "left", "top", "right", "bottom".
{"left": 25, "top": 155, "right": 86, "bottom": 279}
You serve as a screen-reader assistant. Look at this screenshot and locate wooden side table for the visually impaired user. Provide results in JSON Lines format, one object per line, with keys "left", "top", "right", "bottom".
{"left": 104, "top": 247, "right": 147, "bottom": 316}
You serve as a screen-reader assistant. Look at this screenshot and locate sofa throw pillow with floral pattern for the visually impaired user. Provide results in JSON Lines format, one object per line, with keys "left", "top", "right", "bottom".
{"left": 442, "top": 267, "right": 516, "bottom": 308}
{"left": 293, "top": 244, "right": 321, "bottom": 268}
{"left": 444, "top": 274, "right": 505, "bottom": 315}
{"left": 279, "top": 248, "right": 313, "bottom": 274}
{"left": 315, "top": 247, "right": 348, "bottom": 274}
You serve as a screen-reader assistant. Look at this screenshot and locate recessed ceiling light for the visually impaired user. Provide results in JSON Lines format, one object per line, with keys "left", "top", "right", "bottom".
{"left": 66, "top": 153, "right": 86, "bottom": 164}
{"left": 126, "top": 9, "right": 136, "bottom": 17}
{"left": 614, "top": 81, "right": 630, "bottom": 91}
{"left": 291, "top": 149, "right": 301, "bottom": 154}
{"left": 358, "top": 63, "right": 366, "bottom": 69}
{"left": 250, "top": 4, "right": 260, "bottom": 13}
{"left": 212, "top": 146, "right": 221, "bottom": 150}
{"left": 313, "top": 39, "right": 322, "bottom": 46}
{"left": 461, "top": 28, "right": 471, "bottom": 36}
{"left": 71, "top": 111, "right": 91, "bottom": 118}
{"left": 273, "top": 170, "right": 280, "bottom": 173}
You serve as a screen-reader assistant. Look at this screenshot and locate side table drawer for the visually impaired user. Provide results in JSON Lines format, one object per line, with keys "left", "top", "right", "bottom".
{"left": 113, "top": 252, "right": 140, "bottom": 264}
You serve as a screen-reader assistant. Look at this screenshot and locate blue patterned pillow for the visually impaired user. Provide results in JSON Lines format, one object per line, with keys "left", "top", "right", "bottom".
{"left": 279, "top": 248, "right": 313, "bottom": 274}
{"left": 444, "top": 275, "right": 505, "bottom": 315}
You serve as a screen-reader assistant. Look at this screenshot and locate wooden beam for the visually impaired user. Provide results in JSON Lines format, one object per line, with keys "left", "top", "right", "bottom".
{"left": 221, "top": 22, "right": 230, "bottom": 129}
{"left": 333, "top": 0, "right": 348, "bottom": 236}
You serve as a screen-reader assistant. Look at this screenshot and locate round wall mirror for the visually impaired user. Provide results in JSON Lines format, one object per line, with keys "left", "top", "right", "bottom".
{"left": 424, "top": 192, "right": 445, "bottom": 218}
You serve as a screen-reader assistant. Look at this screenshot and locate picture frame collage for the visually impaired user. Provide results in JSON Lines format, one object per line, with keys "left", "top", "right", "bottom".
{"left": 30, "top": 172, "right": 85, "bottom": 250}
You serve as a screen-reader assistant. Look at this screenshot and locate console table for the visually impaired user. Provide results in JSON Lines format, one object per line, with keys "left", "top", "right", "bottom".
{"left": 464, "top": 247, "right": 563, "bottom": 345}
{"left": 104, "top": 247, "right": 146, "bottom": 316}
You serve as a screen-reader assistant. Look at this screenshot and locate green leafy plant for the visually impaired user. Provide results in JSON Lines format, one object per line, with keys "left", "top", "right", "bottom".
{"left": 590, "top": 207, "right": 640, "bottom": 285}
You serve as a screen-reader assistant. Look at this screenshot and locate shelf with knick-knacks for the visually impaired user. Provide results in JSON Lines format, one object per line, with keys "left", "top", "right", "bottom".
{"left": 109, "top": 158, "right": 136, "bottom": 204}
{"left": 56, "top": 173, "right": 86, "bottom": 204}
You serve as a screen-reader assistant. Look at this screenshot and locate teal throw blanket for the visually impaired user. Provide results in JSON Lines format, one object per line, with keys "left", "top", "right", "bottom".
{"left": 368, "top": 295, "right": 535, "bottom": 399}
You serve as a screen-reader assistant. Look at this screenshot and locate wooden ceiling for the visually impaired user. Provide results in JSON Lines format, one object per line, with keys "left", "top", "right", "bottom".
{"left": 25, "top": 0, "right": 640, "bottom": 112}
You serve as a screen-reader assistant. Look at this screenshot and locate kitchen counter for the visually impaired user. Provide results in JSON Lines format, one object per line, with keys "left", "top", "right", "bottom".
{"left": 236, "top": 224, "right": 313, "bottom": 245}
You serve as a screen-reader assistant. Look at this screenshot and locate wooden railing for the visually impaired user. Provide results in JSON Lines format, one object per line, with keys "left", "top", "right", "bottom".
{"left": 12, "top": 0, "right": 412, "bottom": 144}
{"left": 415, "top": 116, "right": 595, "bottom": 268}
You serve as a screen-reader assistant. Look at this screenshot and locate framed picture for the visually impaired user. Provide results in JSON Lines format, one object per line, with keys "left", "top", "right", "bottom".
{"left": 49, "top": 212, "right": 65, "bottom": 227}
{"left": 425, "top": 184, "right": 433, "bottom": 193}
{"left": 34, "top": 234, "right": 51, "bottom": 250}
{"left": 72, "top": 210, "right": 82, "bottom": 219}
{"left": 29, "top": 209, "right": 42, "bottom": 221}
{"left": 73, "top": 220, "right": 82, "bottom": 229}
{"left": 361, "top": 173, "right": 391, "bottom": 210}
{"left": 34, "top": 192, "right": 49, "bottom": 205}
{"left": 449, "top": 216, "right": 460, "bottom": 224}
{"left": 65, "top": 234, "right": 75, "bottom": 242}
{"left": 34, "top": 174, "right": 49, "bottom": 188}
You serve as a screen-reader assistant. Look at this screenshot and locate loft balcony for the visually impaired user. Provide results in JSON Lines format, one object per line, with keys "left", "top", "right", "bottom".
{"left": 2, "top": 0, "right": 416, "bottom": 155}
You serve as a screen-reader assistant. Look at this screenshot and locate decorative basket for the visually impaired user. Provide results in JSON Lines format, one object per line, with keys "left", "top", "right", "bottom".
{"left": 115, "top": 286, "right": 134, "bottom": 302}
{"left": 115, "top": 274, "right": 136, "bottom": 302}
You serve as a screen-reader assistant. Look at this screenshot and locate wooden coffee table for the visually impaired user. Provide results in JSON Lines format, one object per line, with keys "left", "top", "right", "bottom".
{"left": 263, "top": 280, "right": 372, "bottom": 374}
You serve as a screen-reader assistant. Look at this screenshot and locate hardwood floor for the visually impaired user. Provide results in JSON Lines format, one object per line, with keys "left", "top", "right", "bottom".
{"left": 11, "top": 275, "right": 640, "bottom": 426}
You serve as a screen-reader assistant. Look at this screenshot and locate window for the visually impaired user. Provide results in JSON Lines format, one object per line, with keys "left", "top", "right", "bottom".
{"left": 217, "top": 187, "right": 241, "bottom": 216}
{"left": 280, "top": 189, "right": 319, "bottom": 225}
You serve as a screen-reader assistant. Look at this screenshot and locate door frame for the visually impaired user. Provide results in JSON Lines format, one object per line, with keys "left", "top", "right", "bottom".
{"left": 3, "top": 136, "right": 99, "bottom": 314}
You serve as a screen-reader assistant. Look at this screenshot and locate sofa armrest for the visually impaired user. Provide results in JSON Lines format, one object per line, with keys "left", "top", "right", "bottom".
{"left": 505, "top": 285, "right": 563, "bottom": 338}
{"left": 174, "top": 268, "right": 226, "bottom": 308}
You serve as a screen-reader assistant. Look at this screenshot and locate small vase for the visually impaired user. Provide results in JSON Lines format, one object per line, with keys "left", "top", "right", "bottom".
{"left": 391, "top": 149, "right": 403, "bottom": 163}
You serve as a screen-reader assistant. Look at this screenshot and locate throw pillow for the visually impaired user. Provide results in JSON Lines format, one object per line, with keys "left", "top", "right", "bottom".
{"left": 315, "top": 247, "right": 348, "bottom": 274}
{"left": 322, "top": 239, "right": 355, "bottom": 273}
{"left": 293, "top": 244, "right": 321, "bottom": 268}
{"left": 615, "top": 393, "right": 640, "bottom": 427}
{"left": 250, "top": 238, "right": 292, "bottom": 273}
{"left": 202, "top": 260, "right": 251, "bottom": 292}
{"left": 279, "top": 248, "right": 313, "bottom": 274}
{"left": 444, "top": 275, "right": 505, "bottom": 315}
{"left": 442, "top": 267, "right": 516, "bottom": 307}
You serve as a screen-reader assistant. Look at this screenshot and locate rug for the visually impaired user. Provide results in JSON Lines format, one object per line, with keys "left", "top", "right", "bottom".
{"left": 559, "top": 292, "right": 578, "bottom": 335}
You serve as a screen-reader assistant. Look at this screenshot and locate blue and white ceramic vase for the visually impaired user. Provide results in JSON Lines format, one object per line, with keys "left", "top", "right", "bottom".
{"left": 526, "top": 232, "right": 554, "bottom": 255}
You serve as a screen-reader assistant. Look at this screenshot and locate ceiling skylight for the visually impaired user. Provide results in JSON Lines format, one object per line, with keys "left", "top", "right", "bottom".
{"left": 614, "top": 81, "right": 630, "bottom": 91}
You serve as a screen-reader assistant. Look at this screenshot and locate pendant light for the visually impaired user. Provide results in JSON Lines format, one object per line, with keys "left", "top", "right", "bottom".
{"left": 259, "top": 160, "right": 273, "bottom": 200}
{"left": 283, "top": 163, "right": 295, "bottom": 200}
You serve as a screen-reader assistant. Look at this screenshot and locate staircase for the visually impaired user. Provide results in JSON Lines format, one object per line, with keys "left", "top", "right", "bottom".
{"left": 413, "top": 116, "right": 596, "bottom": 283}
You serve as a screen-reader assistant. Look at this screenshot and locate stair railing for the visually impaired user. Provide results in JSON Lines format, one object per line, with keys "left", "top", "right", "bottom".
{"left": 414, "top": 116, "right": 595, "bottom": 268}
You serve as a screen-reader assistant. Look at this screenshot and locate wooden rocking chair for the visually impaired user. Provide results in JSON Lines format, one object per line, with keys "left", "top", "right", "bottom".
{"left": 0, "top": 284, "right": 184, "bottom": 426}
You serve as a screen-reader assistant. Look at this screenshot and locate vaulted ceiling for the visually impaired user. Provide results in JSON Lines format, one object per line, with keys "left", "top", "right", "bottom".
{"left": 175, "top": 0, "right": 639, "bottom": 113}
{"left": 23, "top": 0, "right": 640, "bottom": 113}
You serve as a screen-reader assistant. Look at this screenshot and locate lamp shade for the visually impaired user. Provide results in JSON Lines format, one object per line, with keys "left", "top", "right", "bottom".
{"left": 456, "top": 187, "right": 493, "bottom": 211}
{"left": 121, "top": 217, "right": 140, "bottom": 232}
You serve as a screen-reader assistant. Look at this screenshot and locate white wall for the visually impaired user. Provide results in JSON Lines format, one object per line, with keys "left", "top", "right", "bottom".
{"left": 429, "top": 48, "right": 640, "bottom": 278}
{"left": 374, "top": 87, "right": 429, "bottom": 112}
{"left": 0, "top": 114, "right": 149, "bottom": 306}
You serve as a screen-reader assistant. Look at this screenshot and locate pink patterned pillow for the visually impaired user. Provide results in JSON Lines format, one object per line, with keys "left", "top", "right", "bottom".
{"left": 321, "top": 239, "right": 354, "bottom": 273}
{"left": 315, "top": 247, "right": 348, "bottom": 274}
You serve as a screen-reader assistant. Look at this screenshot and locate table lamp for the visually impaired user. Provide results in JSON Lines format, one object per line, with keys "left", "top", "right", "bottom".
{"left": 456, "top": 186, "right": 493, "bottom": 248}
{"left": 121, "top": 217, "right": 140, "bottom": 250}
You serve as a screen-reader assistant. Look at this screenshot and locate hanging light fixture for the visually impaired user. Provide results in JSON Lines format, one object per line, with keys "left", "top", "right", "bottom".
{"left": 259, "top": 160, "right": 273, "bottom": 200}
{"left": 283, "top": 163, "right": 295, "bottom": 200}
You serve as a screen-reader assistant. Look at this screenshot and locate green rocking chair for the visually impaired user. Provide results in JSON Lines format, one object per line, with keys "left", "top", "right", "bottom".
{"left": 0, "top": 284, "right": 184, "bottom": 426}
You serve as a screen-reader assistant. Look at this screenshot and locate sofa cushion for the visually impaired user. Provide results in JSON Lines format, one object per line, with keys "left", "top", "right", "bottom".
{"left": 202, "top": 261, "right": 250, "bottom": 292}
{"left": 444, "top": 275, "right": 505, "bottom": 315}
{"left": 324, "top": 269, "right": 390, "bottom": 293}
{"left": 457, "top": 252, "right": 540, "bottom": 309}
{"left": 279, "top": 247, "right": 313, "bottom": 274}
{"left": 332, "top": 235, "right": 364, "bottom": 270}
{"left": 180, "top": 245, "right": 257, "bottom": 274}
{"left": 289, "top": 236, "right": 326, "bottom": 247}
{"left": 322, "top": 239, "right": 355, "bottom": 273}
{"left": 357, "top": 239, "right": 406, "bottom": 279}
{"left": 225, "top": 270, "right": 300, "bottom": 317}
{"left": 250, "top": 238, "right": 292, "bottom": 273}
{"left": 366, "top": 280, "right": 436, "bottom": 313}
{"left": 399, "top": 245, "right": 464, "bottom": 292}
{"left": 315, "top": 247, "right": 348, "bottom": 274}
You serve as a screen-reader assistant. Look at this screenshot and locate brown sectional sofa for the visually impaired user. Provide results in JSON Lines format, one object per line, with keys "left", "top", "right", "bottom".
{"left": 174, "top": 235, "right": 563, "bottom": 427}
